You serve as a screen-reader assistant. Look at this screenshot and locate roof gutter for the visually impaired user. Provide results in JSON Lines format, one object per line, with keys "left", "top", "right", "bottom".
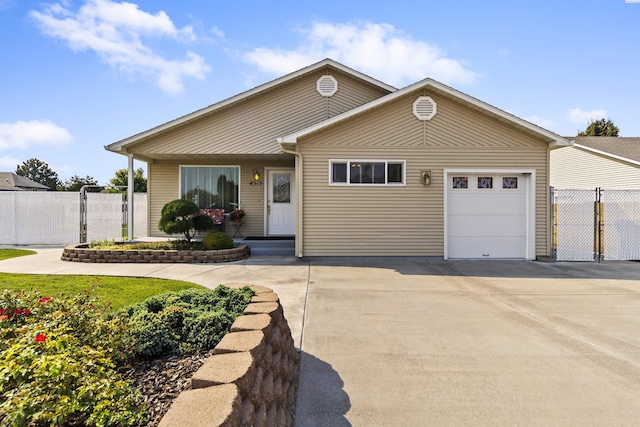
{"left": 278, "top": 140, "right": 304, "bottom": 258}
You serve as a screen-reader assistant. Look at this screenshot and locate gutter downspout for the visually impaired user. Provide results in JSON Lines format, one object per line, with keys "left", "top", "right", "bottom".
{"left": 278, "top": 142, "right": 303, "bottom": 258}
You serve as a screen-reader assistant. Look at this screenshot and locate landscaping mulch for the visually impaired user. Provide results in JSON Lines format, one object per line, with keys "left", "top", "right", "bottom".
{"left": 118, "top": 349, "right": 217, "bottom": 426}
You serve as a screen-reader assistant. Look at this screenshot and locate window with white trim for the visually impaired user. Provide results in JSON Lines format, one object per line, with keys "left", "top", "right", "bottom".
{"left": 330, "top": 160, "right": 405, "bottom": 185}
{"left": 180, "top": 166, "right": 239, "bottom": 211}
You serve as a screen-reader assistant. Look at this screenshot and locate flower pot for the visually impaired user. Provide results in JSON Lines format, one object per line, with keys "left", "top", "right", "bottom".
{"left": 233, "top": 218, "right": 241, "bottom": 223}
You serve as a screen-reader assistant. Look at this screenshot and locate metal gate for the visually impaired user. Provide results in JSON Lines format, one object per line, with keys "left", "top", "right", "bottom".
{"left": 553, "top": 188, "right": 640, "bottom": 261}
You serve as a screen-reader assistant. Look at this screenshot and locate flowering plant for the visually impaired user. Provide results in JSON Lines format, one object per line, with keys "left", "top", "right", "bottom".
{"left": 229, "top": 203, "right": 245, "bottom": 219}
{"left": 0, "top": 289, "right": 144, "bottom": 425}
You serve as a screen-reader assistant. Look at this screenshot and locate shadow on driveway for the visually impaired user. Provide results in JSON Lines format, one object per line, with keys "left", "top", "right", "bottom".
{"left": 295, "top": 352, "right": 351, "bottom": 427}
{"left": 305, "top": 257, "right": 640, "bottom": 281}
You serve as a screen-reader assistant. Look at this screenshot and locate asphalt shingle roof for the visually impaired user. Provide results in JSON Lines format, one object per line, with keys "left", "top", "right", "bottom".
{"left": 573, "top": 136, "right": 640, "bottom": 163}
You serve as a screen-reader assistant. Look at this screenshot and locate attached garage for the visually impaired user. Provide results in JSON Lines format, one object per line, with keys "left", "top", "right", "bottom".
{"left": 445, "top": 170, "right": 536, "bottom": 260}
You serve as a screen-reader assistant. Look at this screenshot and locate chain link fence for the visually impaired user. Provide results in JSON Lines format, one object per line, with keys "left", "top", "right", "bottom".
{"left": 553, "top": 188, "right": 640, "bottom": 261}
{"left": 0, "top": 192, "right": 147, "bottom": 245}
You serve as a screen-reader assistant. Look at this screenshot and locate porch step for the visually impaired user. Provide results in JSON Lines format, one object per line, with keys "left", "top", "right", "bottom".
{"left": 236, "top": 238, "right": 295, "bottom": 257}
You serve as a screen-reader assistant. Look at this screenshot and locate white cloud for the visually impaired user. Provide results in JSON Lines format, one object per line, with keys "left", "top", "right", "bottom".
{"left": 0, "top": 120, "right": 73, "bottom": 150}
{"left": 567, "top": 108, "right": 608, "bottom": 124}
{"left": 0, "top": 155, "right": 22, "bottom": 169}
{"left": 210, "top": 26, "right": 225, "bottom": 40}
{"left": 525, "top": 115, "right": 555, "bottom": 129}
{"left": 244, "top": 21, "right": 478, "bottom": 87}
{"left": 30, "top": 0, "right": 210, "bottom": 94}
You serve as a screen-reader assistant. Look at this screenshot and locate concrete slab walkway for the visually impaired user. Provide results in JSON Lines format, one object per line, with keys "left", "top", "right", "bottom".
{"left": 1, "top": 247, "right": 639, "bottom": 425}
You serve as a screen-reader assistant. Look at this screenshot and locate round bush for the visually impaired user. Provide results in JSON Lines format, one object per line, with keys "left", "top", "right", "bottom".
{"left": 202, "top": 232, "right": 234, "bottom": 250}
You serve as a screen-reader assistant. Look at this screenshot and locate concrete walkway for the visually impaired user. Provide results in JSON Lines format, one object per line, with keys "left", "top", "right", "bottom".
{"left": 2, "top": 247, "right": 640, "bottom": 426}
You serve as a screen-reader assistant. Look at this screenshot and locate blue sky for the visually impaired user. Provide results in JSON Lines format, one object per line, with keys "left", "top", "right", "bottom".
{"left": 1, "top": 0, "right": 638, "bottom": 185}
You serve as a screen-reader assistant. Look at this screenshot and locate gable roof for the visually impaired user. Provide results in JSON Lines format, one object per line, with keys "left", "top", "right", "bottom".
{"left": 0, "top": 172, "right": 50, "bottom": 191}
{"left": 105, "top": 59, "right": 396, "bottom": 153}
{"left": 279, "top": 77, "right": 570, "bottom": 147}
{"left": 571, "top": 136, "right": 640, "bottom": 165}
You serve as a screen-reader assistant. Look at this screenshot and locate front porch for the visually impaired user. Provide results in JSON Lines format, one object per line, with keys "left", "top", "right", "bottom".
{"left": 234, "top": 236, "right": 295, "bottom": 257}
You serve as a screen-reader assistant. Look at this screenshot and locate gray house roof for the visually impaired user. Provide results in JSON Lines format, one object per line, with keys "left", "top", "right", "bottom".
{"left": 0, "top": 172, "right": 50, "bottom": 191}
{"left": 572, "top": 136, "right": 640, "bottom": 164}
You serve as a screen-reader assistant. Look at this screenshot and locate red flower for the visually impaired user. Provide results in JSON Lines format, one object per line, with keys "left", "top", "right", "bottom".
{"left": 23, "top": 309, "right": 31, "bottom": 316}
{"left": 35, "top": 334, "right": 47, "bottom": 343}
{"left": 0, "top": 308, "right": 5, "bottom": 314}
{"left": 0, "top": 314, "right": 8, "bottom": 320}
{"left": 13, "top": 309, "right": 22, "bottom": 315}
{"left": 39, "top": 297, "right": 51, "bottom": 304}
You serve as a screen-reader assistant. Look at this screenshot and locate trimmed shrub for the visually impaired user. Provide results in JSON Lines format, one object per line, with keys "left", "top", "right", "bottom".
{"left": 202, "top": 232, "right": 234, "bottom": 250}
{"left": 157, "top": 199, "right": 213, "bottom": 242}
{"left": 113, "top": 286, "right": 254, "bottom": 359}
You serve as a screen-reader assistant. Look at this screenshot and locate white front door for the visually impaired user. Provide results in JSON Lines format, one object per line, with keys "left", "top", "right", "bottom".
{"left": 267, "top": 169, "right": 295, "bottom": 235}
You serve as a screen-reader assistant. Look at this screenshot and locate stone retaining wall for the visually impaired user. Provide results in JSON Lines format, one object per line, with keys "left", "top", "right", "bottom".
{"left": 61, "top": 244, "right": 250, "bottom": 263}
{"left": 159, "top": 285, "right": 300, "bottom": 426}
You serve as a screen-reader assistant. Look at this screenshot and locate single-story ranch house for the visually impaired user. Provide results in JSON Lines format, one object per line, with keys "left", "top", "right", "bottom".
{"left": 106, "top": 59, "right": 570, "bottom": 259}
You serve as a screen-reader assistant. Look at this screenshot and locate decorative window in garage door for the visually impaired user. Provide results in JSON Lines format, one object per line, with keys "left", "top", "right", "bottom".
{"left": 502, "top": 176, "right": 518, "bottom": 189}
{"left": 477, "top": 177, "right": 493, "bottom": 189}
{"left": 452, "top": 176, "right": 468, "bottom": 189}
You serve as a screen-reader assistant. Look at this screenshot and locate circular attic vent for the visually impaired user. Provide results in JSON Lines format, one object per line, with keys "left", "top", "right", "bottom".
{"left": 413, "top": 96, "right": 437, "bottom": 120}
{"left": 317, "top": 75, "right": 338, "bottom": 97}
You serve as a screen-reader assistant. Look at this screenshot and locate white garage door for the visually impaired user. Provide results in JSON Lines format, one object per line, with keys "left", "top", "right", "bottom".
{"left": 447, "top": 173, "right": 529, "bottom": 259}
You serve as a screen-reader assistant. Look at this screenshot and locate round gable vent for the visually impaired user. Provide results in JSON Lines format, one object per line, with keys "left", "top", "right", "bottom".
{"left": 317, "top": 75, "right": 338, "bottom": 97}
{"left": 413, "top": 96, "right": 437, "bottom": 120}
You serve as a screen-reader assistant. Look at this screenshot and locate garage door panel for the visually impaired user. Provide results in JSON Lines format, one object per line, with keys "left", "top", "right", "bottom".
{"left": 449, "top": 194, "right": 526, "bottom": 215}
{"left": 448, "top": 215, "right": 526, "bottom": 237}
{"left": 448, "top": 236, "right": 527, "bottom": 258}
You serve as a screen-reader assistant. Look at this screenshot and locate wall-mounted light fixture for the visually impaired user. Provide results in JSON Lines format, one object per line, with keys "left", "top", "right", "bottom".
{"left": 421, "top": 170, "right": 432, "bottom": 186}
{"left": 250, "top": 169, "right": 263, "bottom": 186}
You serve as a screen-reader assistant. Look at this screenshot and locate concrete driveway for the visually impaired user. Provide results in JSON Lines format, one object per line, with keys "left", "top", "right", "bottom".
{"left": 1, "top": 248, "right": 639, "bottom": 425}
{"left": 296, "top": 258, "right": 640, "bottom": 426}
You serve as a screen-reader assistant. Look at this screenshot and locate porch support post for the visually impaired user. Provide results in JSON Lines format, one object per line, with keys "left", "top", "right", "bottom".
{"left": 127, "top": 154, "right": 134, "bottom": 242}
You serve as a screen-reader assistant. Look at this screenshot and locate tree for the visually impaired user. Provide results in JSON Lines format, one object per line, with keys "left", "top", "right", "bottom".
{"left": 578, "top": 118, "right": 619, "bottom": 137}
{"left": 107, "top": 168, "right": 147, "bottom": 193}
{"left": 59, "top": 175, "right": 98, "bottom": 191}
{"left": 158, "top": 199, "right": 213, "bottom": 242}
{"left": 15, "top": 158, "right": 60, "bottom": 190}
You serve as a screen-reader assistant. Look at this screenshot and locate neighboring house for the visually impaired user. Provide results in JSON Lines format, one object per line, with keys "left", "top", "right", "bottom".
{"left": 106, "top": 59, "right": 570, "bottom": 259}
{"left": 0, "top": 172, "right": 50, "bottom": 191}
{"left": 550, "top": 136, "right": 640, "bottom": 189}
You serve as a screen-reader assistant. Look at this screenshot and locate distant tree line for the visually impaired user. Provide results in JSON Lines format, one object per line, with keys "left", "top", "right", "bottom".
{"left": 14, "top": 158, "right": 147, "bottom": 192}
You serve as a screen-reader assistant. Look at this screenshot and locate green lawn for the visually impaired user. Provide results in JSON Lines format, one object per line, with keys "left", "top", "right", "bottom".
{"left": 0, "top": 249, "right": 202, "bottom": 311}
{"left": 0, "top": 249, "right": 37, "bottom": 261}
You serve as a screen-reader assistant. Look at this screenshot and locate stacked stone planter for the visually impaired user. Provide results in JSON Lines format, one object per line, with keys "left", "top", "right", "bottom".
{"left": 61, "top": 244, "right": 249, "bottom": 263}
{"left": 159, "top": 285, "right": 300, "bottom": 426}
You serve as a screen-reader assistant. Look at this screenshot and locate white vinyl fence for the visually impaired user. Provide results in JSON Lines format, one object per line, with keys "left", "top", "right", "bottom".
{"left": 0, "top": 192, "right": 147, "bottom": 245}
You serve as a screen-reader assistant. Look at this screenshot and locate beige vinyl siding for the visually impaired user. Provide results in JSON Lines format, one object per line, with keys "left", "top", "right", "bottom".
{"left": 148, "top": 160, "right": 292, "bottom": 238}
{"left": 128, "top": 69, "right": 390, "bottom": 158}
{"left": 551, "top": 146, "right": 640, "bottom": 189}
{"left": 299, "top": 90, "right": 549, "bottom": 257}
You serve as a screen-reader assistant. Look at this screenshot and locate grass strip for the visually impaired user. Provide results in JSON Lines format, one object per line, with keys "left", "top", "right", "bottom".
{"left": 0, "top": 249, "right": 37, "bottom": 261}
{"left": 0, "top": 273, "right": 201, "bottom": 311}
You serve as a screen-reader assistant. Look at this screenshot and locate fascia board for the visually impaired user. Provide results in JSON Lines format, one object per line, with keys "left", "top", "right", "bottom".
{"left": 105, "top": 59, "right": 396, "bottom": 153}
{"left": 279, "top": 78, "right": 571, "bottom": 147}
{"left": 574, "top": 143, "right": 640, "bottom": 167}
